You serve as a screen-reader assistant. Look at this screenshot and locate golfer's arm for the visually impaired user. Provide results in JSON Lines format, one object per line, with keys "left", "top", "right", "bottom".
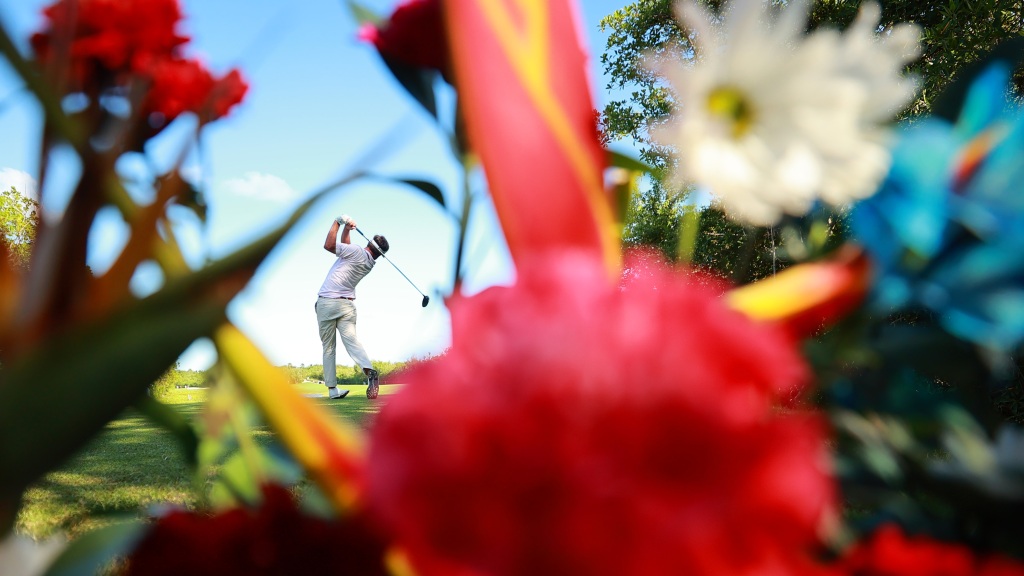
{"left": 340, "top": 225, "right": 352, "bottom": 245}
{"left": 324, "top": 221, "right": 340, "bottom": 253}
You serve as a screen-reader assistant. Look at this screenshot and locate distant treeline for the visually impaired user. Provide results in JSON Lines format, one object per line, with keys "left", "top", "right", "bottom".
{"left": 150, "top": 358, "right": 428, "bottom": 399}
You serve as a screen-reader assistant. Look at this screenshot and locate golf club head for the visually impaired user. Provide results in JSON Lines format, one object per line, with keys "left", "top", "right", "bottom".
{"left": 422, "top": 295, "right": 430, "bottom": 307}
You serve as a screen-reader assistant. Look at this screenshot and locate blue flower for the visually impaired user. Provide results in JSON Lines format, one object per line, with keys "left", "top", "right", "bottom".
{"left": 851, "top": 63, "right": 1024, "bottom": 351}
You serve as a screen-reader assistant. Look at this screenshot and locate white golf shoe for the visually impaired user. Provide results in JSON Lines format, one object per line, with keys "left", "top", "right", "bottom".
{"left": 327, "top": 387, "right": 350, "bottom": 399}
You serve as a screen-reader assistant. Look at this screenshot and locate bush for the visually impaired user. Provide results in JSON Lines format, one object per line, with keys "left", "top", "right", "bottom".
{"left": 149, "top": 359, "right": 423, "bottom": 400}
{"left": 149, "top": 367, "right": 209, "bottom": 401}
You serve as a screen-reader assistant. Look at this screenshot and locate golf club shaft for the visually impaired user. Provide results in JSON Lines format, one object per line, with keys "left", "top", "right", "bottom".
{"left": 355, "top": 227, "right": 427, "bottom": 297}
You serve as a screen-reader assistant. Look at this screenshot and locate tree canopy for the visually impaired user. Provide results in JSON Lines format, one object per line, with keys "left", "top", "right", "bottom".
{"left": 0, "top": 186, "right": 39, "bottom": 269}
{"left": 601, "top": 0, "right": 1024, "bottom": 165}
{"left": 602, "top": 0, "right": 1024, "bottom": 274}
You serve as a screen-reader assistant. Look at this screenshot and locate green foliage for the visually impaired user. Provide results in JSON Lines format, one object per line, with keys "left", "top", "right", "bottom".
{"left": 0, "top": 186, "right": 39, "bottom": 269}
{"left": 16, "top": 385, "right": 390, "bottom": 540}
{"left": 690, "top": 206, "right": 783, "bottom": 283}
{"left": 600, "top": 0, "right": 1024, "bottom": 163}
{"left": 156, "top": 361, "right": 415, "bottom": 399}
{"left": 623, "top": 189, "right": 851, "bottom": 283}
{"left": 622, "top": 184, "right": 686, "bottom": 259}
{"left": 603, "top": 0, "right": 1024, "bottom": 283}
{"left": 598, "top": 0, "right": 679, "bottom": 166}
{"left": 149, "top": 366, "right": 209, "bottom": 400}
{"left": 279, "top": 364, "right": 324, "bottom": 385}
{"left": 990, "top": 355, "right": 1024, "bottom": 424}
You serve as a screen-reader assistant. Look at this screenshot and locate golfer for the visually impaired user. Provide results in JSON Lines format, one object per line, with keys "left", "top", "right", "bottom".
{"left": 315, "top": 215, "right": 389, "bottom": 400}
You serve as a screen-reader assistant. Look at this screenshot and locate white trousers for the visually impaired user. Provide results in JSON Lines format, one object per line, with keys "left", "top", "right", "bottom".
{"left": 315, "top": 297, "right": 372, "bottom": 387}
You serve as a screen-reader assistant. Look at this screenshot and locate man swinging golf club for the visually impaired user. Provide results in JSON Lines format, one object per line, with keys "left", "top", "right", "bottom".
{"left": 315, "top": 214, "right": 388, "bottom": 400}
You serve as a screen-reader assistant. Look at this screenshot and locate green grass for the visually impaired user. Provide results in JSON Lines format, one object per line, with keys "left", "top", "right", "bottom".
{"left": 14, "top": 383, "right": 399, "bottom": 540}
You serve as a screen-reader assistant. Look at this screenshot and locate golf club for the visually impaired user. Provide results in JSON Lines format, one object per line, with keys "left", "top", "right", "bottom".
{"left": 354, "top": 227, "right": 430, "bottom": 307}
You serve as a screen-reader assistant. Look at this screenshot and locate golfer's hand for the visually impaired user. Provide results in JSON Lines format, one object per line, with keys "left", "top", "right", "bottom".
{"left": 344, "top": 218, "right": 357, "bottom": 230}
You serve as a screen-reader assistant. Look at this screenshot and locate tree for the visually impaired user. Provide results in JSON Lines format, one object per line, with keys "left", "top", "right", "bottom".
{"left": 622, "top": 184, "right": 686, "bottom": 258}
{"left": 601, "top": 0, "right": 1024, "bottom": 163}
{"left": 602, "top": 0, "right": 1024, "bottom": 271}
{"left": 0, "top": 186, "right": 40, "bottom": 269}
{"left": 623, "top": 185, "right": 798, "bottom": 283}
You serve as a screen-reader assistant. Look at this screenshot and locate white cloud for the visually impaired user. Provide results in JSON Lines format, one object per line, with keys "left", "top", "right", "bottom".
{"left": 221, "top": 172, "right": 296, "bottom": 201}
{"left": 0, "top": 168, "right": 38, "bottom": 200}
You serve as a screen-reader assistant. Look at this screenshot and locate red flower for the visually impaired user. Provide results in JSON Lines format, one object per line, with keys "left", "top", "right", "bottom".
{"left": 209, "top": 69, "right": 249, "bottom": 119}
{"left": 31, "top": 0, "right": 246, "bottom": 128}
{"left": 840, "top": 524, "right": 1024, "bottom": 576}
{"left": 142, "top": 58, "right": 214, "bottom": 121}
{"left": 358, "top": 0, "right": 451, "bottom": 80}
{"left": 125, "top": 485, "right": 389, "bottom": 576}
{"left": 31, "top": 0, "right": 188, "bottom": 89}
{"left": 365, "top": 251, "right": 836, "bottom": 576}
{"left": 142, "top": 59, "right": 247, "bottom": 126}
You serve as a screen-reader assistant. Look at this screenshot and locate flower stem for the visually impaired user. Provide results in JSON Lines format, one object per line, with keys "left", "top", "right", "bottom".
{"left": 452, "top": 156, "right": 474, "bottom": 293}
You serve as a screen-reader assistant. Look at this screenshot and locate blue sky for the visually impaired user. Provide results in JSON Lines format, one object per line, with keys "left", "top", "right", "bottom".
{"left": 0, "top": 0, "right": 636, "bottom": 370}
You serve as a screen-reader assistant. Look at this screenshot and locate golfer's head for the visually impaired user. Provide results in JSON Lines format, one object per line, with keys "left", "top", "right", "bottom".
{"left": 369, "top": 235, "right": 389, "bottom": 258}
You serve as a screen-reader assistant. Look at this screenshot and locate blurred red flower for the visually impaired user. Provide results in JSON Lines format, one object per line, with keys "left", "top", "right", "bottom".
{"left": 142, "top": 59, "right": 247, "bottom": 126}
{"left": 142, "top": 58, "right": 214, "bottom": 121}
{"left": 31, "top": 0, "right": 187, "bottom": 87}
{"left": 32, "top": 0, "right": 246, "bottom": 126}
{"left": 210, "top": 70, "right": 249, "bottom": 119}
{"left": 840, "top": 524, "right": 1024, "bottom": 576}
{"left": 358, "top": 0, "right": 451, "bottom": 80}
{"left": 125, "top": 485, "right": 389, "bottom": 576}
{"left": 365, "top": 251, "right": 837, "bottom": 576}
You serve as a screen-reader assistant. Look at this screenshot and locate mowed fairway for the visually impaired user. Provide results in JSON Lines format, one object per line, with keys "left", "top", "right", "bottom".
{"left": 15, "top": 383, "right": 400, "bottom": 539}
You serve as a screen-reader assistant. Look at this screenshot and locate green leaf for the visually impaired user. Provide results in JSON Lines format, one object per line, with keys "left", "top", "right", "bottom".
{"left": 211, "top": 452, "right": 261, "bottom": 508}
{"left": 209, "top": 446, "right": 304, "bottom": 509}
{"left": 365, "top": 174, "right": 445, "bottom": 209}
{"left": 343, "top": 0, "right": 383, "bottom": 27}
{"left": 0, "top": 174, "right": 349, "bottom": 508}
{"left": 298, "top": 483, "right": 337, "bottom": 520}
{"left": 606, "top": 149, "right": 655, "bottom": 175}
{"left": 133, "top": 395, "right": 199, "bottom": 468}
{"left": 0, "top": 287, "right": 228, "bottom": 511}
{"left": 397, "top": 178, "right": 445, "bottom": 208}
{"left": 382, "top": 56, "right": 438, "bottom": 118}
{"left": 172, "top": 177, "right": 207, "bottom": 224}
{"left": 261, "top": 443, "right": 304, "bottom": 487}
{"left": 42, "top": 519, "right": 146, "bottom": 576}
{"left": 346, "top": 0, "right": 439, "bottom": 118}
{"left": 931, "top": 37, "right": 1024, "bottom": 123}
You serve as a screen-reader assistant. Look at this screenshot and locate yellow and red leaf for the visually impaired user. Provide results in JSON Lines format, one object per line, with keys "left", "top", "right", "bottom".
{"left": 727, "top": 246, "right": 872, "bottom": 337}
{"left": 214, "top": 324, "right": 366, "bottom": 511}
{"left": 445, "top": 0, "right": 619, "bottom": 275}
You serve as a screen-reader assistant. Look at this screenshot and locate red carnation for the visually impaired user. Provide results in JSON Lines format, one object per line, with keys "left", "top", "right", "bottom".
{"left": 365, "top": 251, "right": 837, "bottom": 576}
{"left": 840, "top": 524, "right": 1024, "bottom": 576}
{"left": 358, "top": 0, "right": 451, "bottom": 80}
{"left": 125, "top": 484, "right": 389, "bottom": 576}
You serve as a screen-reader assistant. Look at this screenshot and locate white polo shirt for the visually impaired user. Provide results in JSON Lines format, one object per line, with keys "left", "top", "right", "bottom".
{"left": 317, "top": 243, "right": 376, "bottom": 299}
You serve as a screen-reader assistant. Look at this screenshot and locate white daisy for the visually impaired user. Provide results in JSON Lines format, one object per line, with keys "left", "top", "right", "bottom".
{"left": 650, "top": 0, "right": 921, "bottom": 226}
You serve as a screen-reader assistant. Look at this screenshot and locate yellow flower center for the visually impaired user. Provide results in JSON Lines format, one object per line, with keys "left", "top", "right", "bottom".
{"left": 706, "top": 86, "right": 755, "bottom": 138}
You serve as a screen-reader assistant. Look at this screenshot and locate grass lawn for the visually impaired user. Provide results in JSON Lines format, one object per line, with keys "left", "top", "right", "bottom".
{"left": 15, "top": 382, "right": 399, "bottom": 540}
